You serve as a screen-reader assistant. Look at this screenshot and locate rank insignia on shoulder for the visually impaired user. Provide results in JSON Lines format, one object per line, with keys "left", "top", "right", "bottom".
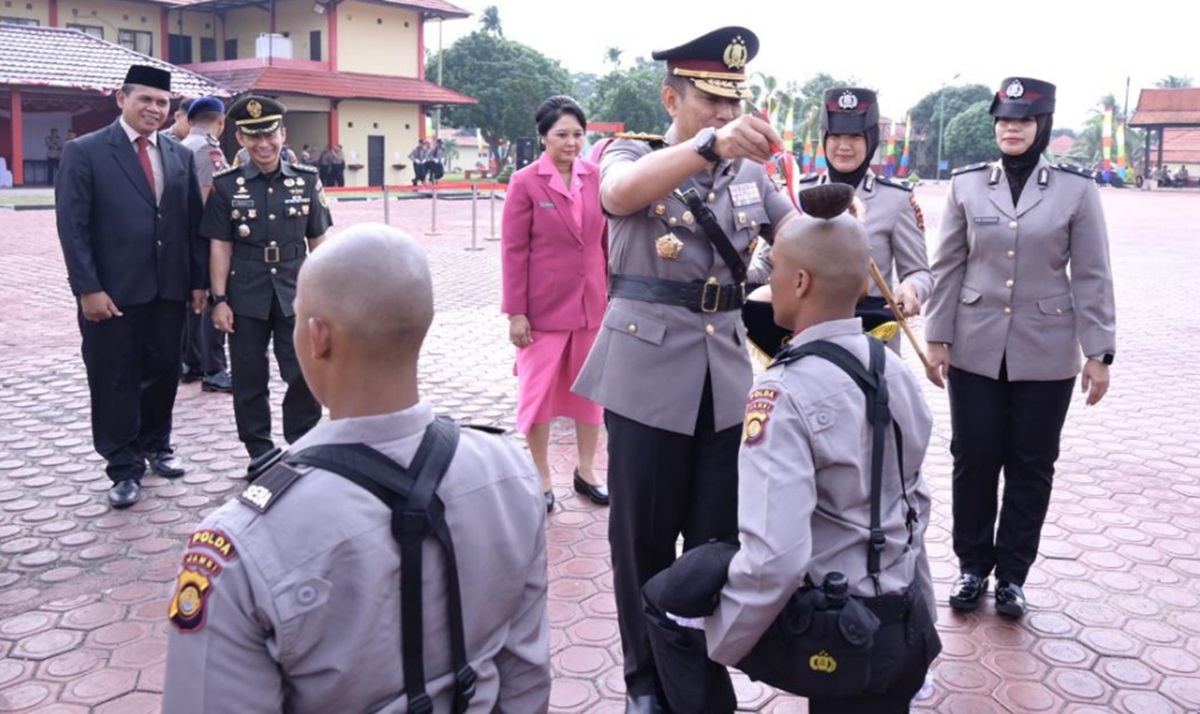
{"left": 213, "top": 165, "right": 239, "bottom": 178}
{"left": 797, "top": 173, "right": 821, "bottom": 184}
{"left": 239, "top": 463, "right": 304, "bottom": 513}
{"left": 292, "top": 163, "right": 319, "bottom": 173}
{"left": 614, "top": 132, "right": 667, "bottom": 149}
{"left": 1054, "top": 163, "right": 1095, "bottom": 179}
{"left": 876, "top": 175, "right": 913, "bottom": 192}
{"left": 463, "top": 423, "right": 507, "bottom": 435}
{"left": 951, "top": 162, "right": 990, "bottom": 176}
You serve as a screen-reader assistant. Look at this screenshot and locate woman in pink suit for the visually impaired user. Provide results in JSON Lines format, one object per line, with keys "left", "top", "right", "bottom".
{"left": 502, "top": 95, "right": 609, "bottom": 513}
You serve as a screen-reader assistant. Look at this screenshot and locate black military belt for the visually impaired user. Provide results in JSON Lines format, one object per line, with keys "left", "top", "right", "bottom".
{"left": 609, "top": 274, "right": 745, "bottom": 313}
{"left": 233, "top": 242, "right": 305, "bottom": 263}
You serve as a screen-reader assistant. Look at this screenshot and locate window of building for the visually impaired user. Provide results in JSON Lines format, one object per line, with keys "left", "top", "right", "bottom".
{"left": 309, "top": 30, "right": 321, "bottom": 61}
{"left": 67, "top": 23, "right": 104, "bottom": 39}
{"left": 200, "top": 36, "right": 216, "bottom": 62}
{"left": 168, "top": 33, "right": 192, "bottom": 64}
{"left": 0, "top": 17, "right": 39, "bottom": 26}
{"left": 224, "top": 38, "right": 237, "bottom": 60}
{"left": 118, "top": 29, "right": 153, "bottom": 55}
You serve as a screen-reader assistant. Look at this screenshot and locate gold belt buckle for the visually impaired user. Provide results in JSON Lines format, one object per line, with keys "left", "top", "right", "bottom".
{"left": 264, "top": 244, "right": 281, "bottom": 263}
{"left": 700, "top": 277, "right": 721, "bottom": 313}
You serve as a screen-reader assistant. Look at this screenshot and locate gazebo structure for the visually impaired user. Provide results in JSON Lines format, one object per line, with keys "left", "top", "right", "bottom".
{"left": 1129, "top": 87, "right": 1200, "bottom": 176}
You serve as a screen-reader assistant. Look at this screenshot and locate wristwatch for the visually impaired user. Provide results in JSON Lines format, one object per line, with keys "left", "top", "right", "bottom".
{"left": 692, "top": 127, "right": 720, "bottom": 163}
{"left": 209, "top": 294, "right": 229, "bottom": 306}
{"left": 1089, "top": 353, "right": 1114, "bottom": 365}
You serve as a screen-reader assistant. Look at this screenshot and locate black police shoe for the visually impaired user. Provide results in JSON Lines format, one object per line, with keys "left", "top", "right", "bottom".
{"left": 107, "top": 479, "right": 142, "bottom": 509}
{"left": 995, "top": 581, "right": 1027, "bottom": 618}
{"left": 573, "top": 467, "right": 610, "bottom": 506}
{"left": 149, "top": 451, "right": 186, "bottom": 478}
{"left": 180, "top": 364, "right": 204, "bottom": 383}
{"left": 949, "top": 573, "right": 988, "bottom": 611}
{"left": 201, "top": 370, "right": 233, "bottom": 393}
{"left": 625, "top": 694, "right": 665, "bottom": 714}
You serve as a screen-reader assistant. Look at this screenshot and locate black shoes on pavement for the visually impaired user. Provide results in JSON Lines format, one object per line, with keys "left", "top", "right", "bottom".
{"left": 949, "top": 573, "right": 989, "bottom": 612}
{"left": 107, "top": 479, "right": 141, "bottom": 508}
{"left": 573, "top": 467, "right": 610, "bottom": 506}
{"left": 201, "top": 369, "right": 233, "bottom": 393}
{"left": 995, "top": 581, "right": 1028, "bottom": 618}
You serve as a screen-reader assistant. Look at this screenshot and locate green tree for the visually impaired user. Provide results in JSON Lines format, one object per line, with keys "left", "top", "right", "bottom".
{"left": 604, "top": 47, "right": 624, "bottom": 69}
{"left": 587, "top": 57, "right": 669, "bottom": 134}
{"left": 1066, "top": 94, "right": 1144, "bottom": 171}
{"left": 572, "top": 72, "right": 598, "bottom": 104}
{"left": 942, "top": 100, "right": 996, "bottom": 168}
{"left": 1051, "top": 127, "right": 1077, "bottom": 139}
{"left": 1156, "top": 75, "right": 1193, "bottom": 88}
{"left": 907, "top": 83, "right": 993, "bottom": 176}
{"left": 479, "top": 5, "right": 502, "bottom": 36}
{"left": 427, "top": 32, "right": 571, "bottom": 160}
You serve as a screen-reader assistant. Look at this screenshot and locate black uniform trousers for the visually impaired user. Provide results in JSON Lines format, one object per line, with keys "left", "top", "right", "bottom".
{"left": 605, "top": 372, "right": 740, "bottom": 702}
{"left": 948, "top": 361, "right": 1075, "bottom": 585}
{"left": 79, "top": 299, "right": 185, "bottom": 483}
{"left": 228, "top": 293, "right": 321, "bottom": 458}
{"left": 181, "top": 304, "right": 228, "bottom": 375}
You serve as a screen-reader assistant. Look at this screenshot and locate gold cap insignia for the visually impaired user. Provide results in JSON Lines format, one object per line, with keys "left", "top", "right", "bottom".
{"left": 247, "top": 100, "right": 263, "bottom": 119}
{"left": 723, "top": 35, "right": 748, "bottom": 70}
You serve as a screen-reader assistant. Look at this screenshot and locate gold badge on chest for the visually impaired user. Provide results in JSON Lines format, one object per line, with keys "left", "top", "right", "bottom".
{"left": 656, "top": 234, "right": 684, "bottom": 260}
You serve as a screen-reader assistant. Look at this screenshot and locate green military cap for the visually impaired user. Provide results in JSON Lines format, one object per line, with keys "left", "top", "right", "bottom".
{"left": 227, "top": 95, "right": 286, "bottom": 135}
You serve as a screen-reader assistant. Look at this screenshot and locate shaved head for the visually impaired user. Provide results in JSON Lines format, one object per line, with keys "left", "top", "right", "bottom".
{"left": 768, "top": 201, "right": 870, "bottom": 330}
{"left": 296, "top": 223, "right": 434, "bottom": 363}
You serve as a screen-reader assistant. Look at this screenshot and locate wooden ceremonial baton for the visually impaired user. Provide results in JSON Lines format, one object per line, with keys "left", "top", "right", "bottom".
{"left": 868, "top": 260, "right": 931, "bottom": 371}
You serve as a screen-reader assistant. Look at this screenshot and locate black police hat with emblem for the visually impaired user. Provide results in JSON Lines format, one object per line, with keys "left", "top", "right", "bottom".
{"left": 989, "top": 77, "right": 1056, "bottom": 119}
{"left": 821, "top": 87, "right": 880, "bottom": 135}
{"left": 651, "top": 26, "right": 759, "bottom": 100}
{"left": 227, "top": 95, "right": 287, "bottom": 135}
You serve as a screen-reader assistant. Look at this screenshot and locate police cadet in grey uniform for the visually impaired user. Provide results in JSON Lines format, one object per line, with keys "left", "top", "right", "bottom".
{"left": 572, "top": 26, "right": 796, "bottom": 712}
{"left": 642, "top": 185, "right": 939, "bottom": 714}
{"left": 179, "top": 95, "right": 233, "bottom": 393}
{"left": 163, "top": 223, "right": 550, "bottom": 713}
{"left": 924, "top": 77, "right": 1116, "bottom": 618}
{"left": 203, "top": 95, "right": 329, "bottom": 463}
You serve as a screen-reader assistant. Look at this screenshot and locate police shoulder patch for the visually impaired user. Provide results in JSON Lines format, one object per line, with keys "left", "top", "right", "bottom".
{"left": 213, "top": 164, "right": 240, "bottom": 179}
{"left": 742, "top": 387, "right": 780, "bottom": 447}
{"left": 951, "top": 162, "right": 990, "bottom": 176}
{"left": 291, "top": 163, "right": 319, "bottom": 174}
{"left": 876, "top": 175, "right": 914, "bottom": 192}
{"left": 238, "top": 463, "right": 305, "bottom": 513}
{"left": 1054, "top": 163, "right": 1095, "bottom": 180}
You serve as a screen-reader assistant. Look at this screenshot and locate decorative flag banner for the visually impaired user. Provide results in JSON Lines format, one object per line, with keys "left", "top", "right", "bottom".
{"left": 783, "top": 105, "right": 796, "bottom": 154}
{"left": 1102, "top": 106, "right": 1114, "bottom": 173}
{"left": 815, "top": 134, "right": 827, "bottom": 172}
{"left": 898, "top": 114, "right": 912, "bottom": 178}
{"left": 884, "top": 120, "right": 897, "bottom": 177}
{"left": 801, "top": 110, "right": 814, "bottom": 173}
{"left": 1116, "top": 120, "right": 1127, "bottom": 178}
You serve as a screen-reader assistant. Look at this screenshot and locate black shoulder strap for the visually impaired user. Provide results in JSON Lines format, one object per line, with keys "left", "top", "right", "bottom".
{"left": 285, "top": 417, "right": 475, "bottom": 714}
{"left": 785, "top": 339, "right": 899, "bottom": 593}
{"left": 679, "top": 188, "right": 747, "bottom": 283}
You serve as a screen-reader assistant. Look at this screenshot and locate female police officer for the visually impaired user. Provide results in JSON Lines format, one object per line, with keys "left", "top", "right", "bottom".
{"left": 924, "top": 77, "right": 1116, "bottom": 618}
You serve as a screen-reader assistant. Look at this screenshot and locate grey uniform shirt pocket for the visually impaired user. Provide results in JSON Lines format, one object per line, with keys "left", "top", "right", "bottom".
{"left": 959, "top": 286, "right": 982, "bottom": 305}
{"left": 1036, "top": 293, "right": 1074, "bottom": 316}
{"left": 604, "top": 304, "right": 666, "bottom": 345}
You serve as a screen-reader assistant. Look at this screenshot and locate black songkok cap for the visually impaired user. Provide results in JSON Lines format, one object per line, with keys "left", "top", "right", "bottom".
{"left": 123, "top": 64, "right": 171, "bottom": 92}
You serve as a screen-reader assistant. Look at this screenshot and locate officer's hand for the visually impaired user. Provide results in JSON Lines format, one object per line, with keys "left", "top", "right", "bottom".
{"left": 925, "top": 342, "right": 950, "bottom": 389}
{"left": 509, "top": 315, "right": 533, "bottom": 349}
{"left": 213, "top": 303, "right": 235, "bottom": 334}
{"left": 713, "top": 115, "right": 781, "bottom": 164}
{"left": 895, "top": 282, "right": 922, "bottom": 317}
{"left": 191, "top": 290, "right": 208, "bottom": 315}
{"left": 80, "top": 291, "right": 123, "bottom": 322}
{"left": 1081, "top": 359, "right": 1110, "bottom": 406}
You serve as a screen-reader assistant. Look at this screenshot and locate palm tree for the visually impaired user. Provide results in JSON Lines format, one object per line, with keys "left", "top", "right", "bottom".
{"left": 480, "top": 5, "right": 502, "bottom": 37}
{"left": 1156, "top": 75, "right": 1193, "bottom": 88}
{"left": 604, "top": 47, "right": 623, "bottom": 69}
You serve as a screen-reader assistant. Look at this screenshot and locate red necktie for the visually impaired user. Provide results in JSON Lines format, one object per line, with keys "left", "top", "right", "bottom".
{"left": 135, "top": 136, "right": 157, "bottom": 199}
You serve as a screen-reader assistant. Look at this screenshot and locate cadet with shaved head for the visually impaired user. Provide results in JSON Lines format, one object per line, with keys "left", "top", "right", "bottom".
{"left": 642, "top": 185, "right": 940, "bottom": 713}
{"left": 165, "top": 224, "right": 551, "bottom": 713}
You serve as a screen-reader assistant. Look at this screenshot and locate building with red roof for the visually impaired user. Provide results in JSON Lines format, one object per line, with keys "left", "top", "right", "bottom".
{"left": 1129, "top": 88, "right": 1200, "bottom": 175}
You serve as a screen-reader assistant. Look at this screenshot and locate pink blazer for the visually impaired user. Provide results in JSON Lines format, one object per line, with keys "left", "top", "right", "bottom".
{"left": 501, "top": 153, "right": 608, "bottom": 332}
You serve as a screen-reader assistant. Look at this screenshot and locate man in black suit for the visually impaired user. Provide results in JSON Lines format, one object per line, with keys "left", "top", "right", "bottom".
{"left": 55, "top": 65, "right": 207, "bottom": 508}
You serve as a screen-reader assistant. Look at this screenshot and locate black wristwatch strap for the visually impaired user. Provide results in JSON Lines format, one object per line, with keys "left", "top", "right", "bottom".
{"left": 210, "top": 294, "right": 229, "bottom": 306}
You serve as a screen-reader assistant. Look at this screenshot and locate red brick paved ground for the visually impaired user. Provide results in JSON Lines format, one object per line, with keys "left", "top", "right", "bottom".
{"left": 1, "top": 185, "right": 1198, "bottom": 713}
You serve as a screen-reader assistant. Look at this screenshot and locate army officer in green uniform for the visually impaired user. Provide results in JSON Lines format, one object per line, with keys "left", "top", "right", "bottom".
{"left": 202, "top": 96, "right": 330, "bottom": 462}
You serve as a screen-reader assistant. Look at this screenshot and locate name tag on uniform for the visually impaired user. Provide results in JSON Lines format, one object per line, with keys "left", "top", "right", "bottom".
{"left": 974, "top": 216, "right": 1000, "bottom": 224}
{"left": 231, "top": 198, "right": 255, "bottom": 209}
{"left": 729, "top": 182, "right": 762, "bottom": 207}
{"left": 539, "top": 201, "right": 555, "bottom": 209}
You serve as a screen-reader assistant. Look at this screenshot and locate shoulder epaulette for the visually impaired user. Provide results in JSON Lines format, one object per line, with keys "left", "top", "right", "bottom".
{"left": 797, "top": 173, "right": 821, "bottom": 184}
{"left": 875, "top": 175, "right": 914, "bottom": 192}
{"left": 238, "top": 461, "right": 305, "bottom": 513}
{"left": 615, "top": 132, "right": 667, "bottom": 149}
{"left": 463, "top": 423, "right": 507, "bottom": 435}
{"left": 213, "top": 164, "right": 240, "bottom": 179}
{"left": 291, "top": 163, "right": 319, "bottom": 174}
{"left": 1054, "top": 163, "right": 1095, "bottom": 180}
{"left": 951, "top": 162, "right": 989, "bottom": 176}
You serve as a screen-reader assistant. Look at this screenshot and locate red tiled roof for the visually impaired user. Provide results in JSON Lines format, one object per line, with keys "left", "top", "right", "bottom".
{"left": 1048, "top": 135, "right": 1075, "bottom": 155}
{"left": 150, "top": 0, "right": 470, "bottom": 17}
{"left": 191, "top": 60, "right": 476, "bottom": 104}
{"left": 0, "top": 25, "right": 228, "bottom": 97}
{"left": 1161, "top": 128, "right": 1200, "bottom": 165}
{"left": 1129, "top": 88, "right": 1200, "bottom": 127}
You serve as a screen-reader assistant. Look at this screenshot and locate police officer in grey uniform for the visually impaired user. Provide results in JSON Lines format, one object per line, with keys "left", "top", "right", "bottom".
{"left": 925, "top": 77, "right": 1116, "bottom": 618}
{"left": 572, "top": 26, "right": 796, "bottom": 712}
{"left": 179, "top": 95, "right": 232, "bottom": 393}
{"left": 203, "top": 95, "right": 329, "bottom": 462}
{"left": 642, "top": 186, "right": 938, "bottom": 713}
{"left": 163, "top": 224, "right": 551, "bottom": 713}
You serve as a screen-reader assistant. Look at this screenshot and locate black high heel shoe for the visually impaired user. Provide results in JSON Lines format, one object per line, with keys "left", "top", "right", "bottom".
{"left": 573, "top": 467, "right": 610, "bottom": 506}
{"left": 544, "top": 489, "right": 555, "bottom": 514}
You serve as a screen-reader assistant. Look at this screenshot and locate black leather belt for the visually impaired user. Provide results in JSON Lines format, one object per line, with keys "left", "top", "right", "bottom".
{"left": 609, "top": 274, "right": 745, "bottom": 313}
{"left": 233, "top": 242, "right": 305, "bottom": 263}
